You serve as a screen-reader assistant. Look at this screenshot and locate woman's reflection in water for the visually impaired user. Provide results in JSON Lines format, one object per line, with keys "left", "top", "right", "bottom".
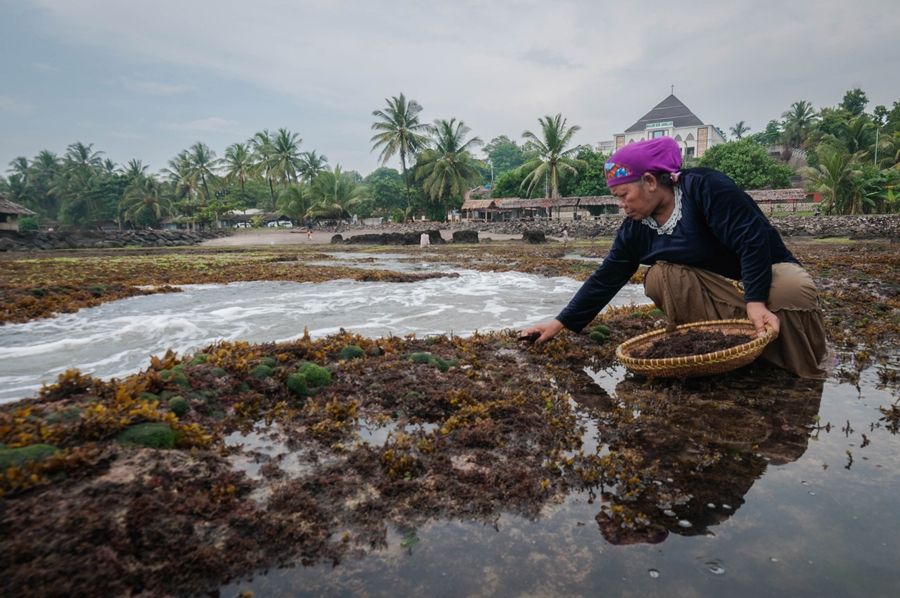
{"left": 587, "top": 367, "right": 825, "bottom": 545}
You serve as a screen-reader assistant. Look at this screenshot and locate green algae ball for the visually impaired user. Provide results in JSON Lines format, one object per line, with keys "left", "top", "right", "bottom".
{"left": 0, "top": 444, "right": 58, "bottom": 470}
{"left": 116, "top": 422, "right": 177, "bottom": 449}
{"left": 211, "top": 367, "right": 228, "bottom": 378}
{"left": 286, "top": 373, "right": 309, "bottom": 397}
{"left": 140, "top": 392, "right": 159, "bottom": 402}
{"left": 298, "top": 362, "right": 332, "bottom": 388}
{"left": 408, "top": 352, "right": 434, "bottom": 365}
{"left": 190, "top": 353, "right": 209, "bottom": 365}
{"left": 260, "top": 356, "right": 278, "bottom": 368}
{"left": 649, "top": 308, "right": 665, "bottom": 317}
{"left": 339, "top": 345, "right": 365, "bottom": 360}
{"left": 591, "top": 324, "right": 610, "bottom": 335}
{"left": 168, "top": 396, "right": 189, "bottom": 417}
{"left": 250, "top": 364, "right": 273, "bottom": 379}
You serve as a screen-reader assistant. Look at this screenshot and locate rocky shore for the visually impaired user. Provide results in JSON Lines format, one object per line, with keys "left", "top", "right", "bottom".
{"left": 0, "top": 228, "right": 231, "bottom": 252}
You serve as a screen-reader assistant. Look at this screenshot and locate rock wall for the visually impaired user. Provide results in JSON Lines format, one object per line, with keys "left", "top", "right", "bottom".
{"left": 327, "top": 215, "right": 900, "bottom": 241}
{"left": 0, "top": 229, "right": 231, "bottom": 252}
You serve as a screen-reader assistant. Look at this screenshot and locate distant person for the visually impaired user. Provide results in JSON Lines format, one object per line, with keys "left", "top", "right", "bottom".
{"left": 307, "top": 227, "right": 312, "bottom": 240}
{"left": 522, "top": 136, "right": 828, "bottom": 379}
{"left": 561, "top": 225, "right": 570, "bottom": 244}
{"left": 420, "top": 232, "right": 430, "bottom": 248}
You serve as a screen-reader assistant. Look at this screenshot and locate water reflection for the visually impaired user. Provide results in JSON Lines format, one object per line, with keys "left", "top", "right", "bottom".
{"left": 590, "top": 368, "right": 824, "bottom": 545}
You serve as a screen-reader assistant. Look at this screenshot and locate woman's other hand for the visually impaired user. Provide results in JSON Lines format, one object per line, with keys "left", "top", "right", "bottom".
{"left": 746, "top": 301, "right": 779, "bottom": 338}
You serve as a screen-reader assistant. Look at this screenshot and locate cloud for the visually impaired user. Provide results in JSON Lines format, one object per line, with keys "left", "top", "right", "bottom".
{"left": 124, "top": 80, "right": 193, "bottom": 96}
{"left": 521, "top": 47, "right": 583, "bottom": 70}
{"left": 0, "top": 96, "right": 32, "bottom": 115}
{"left": 165, "top": 117, "right": 238, "bottom": 133}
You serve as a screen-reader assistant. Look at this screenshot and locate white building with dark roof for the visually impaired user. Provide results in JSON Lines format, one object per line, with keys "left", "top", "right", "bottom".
{"left": 0, "top": 194, "right": 37, "bottom": 231}
{"left": 604, "top": 94, "right": 726, "bottom": 158}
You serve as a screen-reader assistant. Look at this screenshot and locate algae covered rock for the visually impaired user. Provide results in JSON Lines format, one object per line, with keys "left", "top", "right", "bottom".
{"left": 286, "top": 373, "right": 309, "bottom": 397}
{"left": 0, "top": 444, "right": 58, "bottom": 470}
{"left": 339, "top": 345, "right": 365, "bottom": 360}
{"left": 115, "top": 422, "right": 177, "bottom": 449}
{"left": 189, "top": 353, "right": 209, "bottom": 365}
{"left": 407, "top": 351, "right": 455, "bottom": 372}
{"left": 259, "top": 356, "right": 278, "bottom": 368}
{"left": 298, "top": 362, "right": 332, "bottom": 388}
{"left": 250, "top": 364, "right": 274, "bottom": 379}
{"left": 168, "top": 396, "right": 189, "bottom": 417}
{"left": 589, "top": 324, "right": 611, "bottom": 343}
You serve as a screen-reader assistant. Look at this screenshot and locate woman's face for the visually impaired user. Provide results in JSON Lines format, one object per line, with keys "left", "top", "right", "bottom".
{"left": 611, "top": 178, "right": 660, "bottom": 221}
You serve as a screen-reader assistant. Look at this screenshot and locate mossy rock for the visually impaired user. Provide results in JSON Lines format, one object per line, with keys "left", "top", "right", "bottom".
{"left": 115, "top": 423, "right": 177, "bottom": 449}
{"left": 168, "top": 396, "right": 189, "bottom": 417}
{"left": 260, "top": 356, "right": 278, "bottom": 368}
{"left": 649, "top": 308, "right": 665, "bottom": 317}
{"left": 190, "top": 353, "right": 209, "bottom": 365}
{"left": 339, "top": 345, "right": 365, "bottom": 360}
{"left": 140, "top": 391, "right": 160, "bottom": 402}
{"left": 46, "top": 408, "right": 82, "bottom": 424}
{"left": 238, "top": 382, "right": 250, "bottom": 393}
{"left": 0, "top": 444, "right": 58, "bottom": 470}
{"left": 159, "top": 369, "right": 188, "bottom": 385}
{"left": 286, "top": 373, "right": 309, "bottom": 397}
{"left": 298, "top": 362, "right": 332, "bottom": 387}
{"left": 408, "top": 352, "right": 456, "bottom": 372}
{"left": 211, "top": 367, "right": 228, "bottom": 378}
{"left": 250, "top": 364, "right": 273, "bottom": 379}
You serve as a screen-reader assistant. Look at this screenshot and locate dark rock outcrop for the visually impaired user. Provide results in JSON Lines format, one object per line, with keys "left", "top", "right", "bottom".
{"left": 522, "top": 229, "right": 546, "bottom": 244}
{"left": 452, "top": 230, "right": 479, "bottom": 244}
{"left": 342, "top": 230, "right": 445, "bottom": 245}
{"left": 0, "top": 229, "right": 231, "bottom": 252}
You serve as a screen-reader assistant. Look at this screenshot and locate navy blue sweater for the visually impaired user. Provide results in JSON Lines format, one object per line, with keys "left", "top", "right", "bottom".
{"left": 556, "top": 168, "right": 798, "bottom": 332}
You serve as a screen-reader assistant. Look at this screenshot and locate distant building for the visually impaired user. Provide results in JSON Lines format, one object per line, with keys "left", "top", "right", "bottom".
{"left": 605, "top": 94, "right": 726, "bottom": 158}
{"left": 0, "top": 194, "right": 36, "bottom": 231}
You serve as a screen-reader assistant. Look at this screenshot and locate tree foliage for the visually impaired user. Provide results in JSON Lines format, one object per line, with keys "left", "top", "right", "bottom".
{"left": 698, "top": 139, "right": 792, "bottom": 189}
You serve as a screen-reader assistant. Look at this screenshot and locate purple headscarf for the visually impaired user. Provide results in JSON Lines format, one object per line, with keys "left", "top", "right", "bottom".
{"left": 604, "top": 137, "right": 683, "bottom": 187}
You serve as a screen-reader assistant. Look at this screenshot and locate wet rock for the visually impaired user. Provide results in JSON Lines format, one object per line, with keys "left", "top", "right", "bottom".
{"left": 522, "top": 229, "right": 546, "bottom": 244}
{"left": 331, "top": 234, "right": 344, "bottom": 244}
{"left": 452, "top": 229, "right": 479, "bottom": 244}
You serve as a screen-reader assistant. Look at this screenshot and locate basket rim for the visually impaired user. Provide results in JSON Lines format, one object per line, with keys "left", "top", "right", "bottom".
{"left": 615, "top": 318, "right": 776, "bottom": 369}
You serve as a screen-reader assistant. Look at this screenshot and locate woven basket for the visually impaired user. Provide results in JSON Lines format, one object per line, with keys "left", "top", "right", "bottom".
{"left": 615, "top": 319, "right": 776, "bottom": 378}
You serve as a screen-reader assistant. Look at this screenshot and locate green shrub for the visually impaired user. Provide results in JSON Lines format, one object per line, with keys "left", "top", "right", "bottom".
{"left": 250, "top": 364, "right": 273, "bottom": 379}
{"left": 298, "top": 362, "right": 332, "bottom": 387}
{"left": 190, "top": 353, "right": 209, "bottom": 365}
{"left": 115, "top": 422, "right": 177, "bottom": 449}
{"left": 0, "top": 444, "right": 58, "bottom": 470}
{"left": 339, "top": 345, "right": 365, "bottom": 360}
{"left": 286, "top": 373, "right": 309, "bottom": 397}
{"left": 168, "top": 396, "right": 189, "bottom": 417}
{"left": 18, "top": 216, "right": 39, "bottom": 232}
{"left": 260, "top": 356, "right": 278, "bottom": 368}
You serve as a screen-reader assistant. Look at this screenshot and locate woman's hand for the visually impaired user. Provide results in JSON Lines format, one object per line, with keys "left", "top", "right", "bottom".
{"left": 746, "top": 301, "right": 779, "bottom": 338}
{"left": 520, "top": 319, "right": 565, "bottom": 343}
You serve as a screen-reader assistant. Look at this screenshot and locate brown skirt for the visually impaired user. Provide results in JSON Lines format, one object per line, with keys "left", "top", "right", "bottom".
{"left": 644, "top": 262, "right": 829, "bottom": 379}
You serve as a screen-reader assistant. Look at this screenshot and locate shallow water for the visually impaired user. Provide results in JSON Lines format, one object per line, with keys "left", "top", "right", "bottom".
{"left": 0, "top": 267, "right": 648, "bottom": 402}
{"left": 221, "top": 367, "right": 900, "bottom": 597}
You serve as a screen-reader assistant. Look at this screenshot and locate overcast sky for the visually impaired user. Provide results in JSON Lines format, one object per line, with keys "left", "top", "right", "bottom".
{"left": 1, "top": 0, "right": 898, "bottom": 176}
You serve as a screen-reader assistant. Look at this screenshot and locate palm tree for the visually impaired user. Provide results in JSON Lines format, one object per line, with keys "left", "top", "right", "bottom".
{"left": 370, "top": 93, "right": 431, "bottom": 210}
{"left": 8, "top": 156, "right": 29, "bottom": 185}
{"left": 520, "top": 114, "right": 584, "bottom": 198}
{"left": 250, "top": 130, "right": 279, "bottom": 209}
{"left": 120, "top": 176, "right": 173, "bottom": 226}
{"left": 803, "top": 147, "right": 862, "bottom": 214}
{"left": 269, "top": 128, "right": 303, "bottom": 187}
{"left": 186, "top": 142, "right": 218, "bottom": 204}
{"left": 781, "top": 100, "right": 818, "bottom": 149}
{"left": 416, "top": 118, "right": 483, "bottom": 208}
{"left": 277, "top": 184, "right": 309, "bottom": 222}
{"left": 28, "top": 150, "right": 62, "bottom": 218}
{"left": 307, "top": 165, "right": 361, "bottom": 220}
{"left": 119, "top": 159, "right": 148, "bottom": 182}
{"left": 163, "top": 151, "right": 197, "bottom": 201}
{"left": 299, "top": 150, "right": 329, "bottom": 184}
{"left": 730, "top": 121, "right": 750, "bottom": 140}
{"left": 223, "top": 143, "right": 253, "bottom": 194}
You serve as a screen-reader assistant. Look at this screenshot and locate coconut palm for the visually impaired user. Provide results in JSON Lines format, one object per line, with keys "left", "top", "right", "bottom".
{"left": 520, "top": 114, "right": 585, "bottom": 198}
{"left": 120, "top": 176, "right": 173, "bottom": 226}
{"left": 416, "top": 118, "right": 483, "bottom": 205}
{"left": 781, "top": 100, "right": 818, "bottom": 149}
{"left": 186, "top": 142, "right": 218, "bottom": 204}
{"left": 7, "top": 156, "right": 29, "bottom": 184}
{"left": 223, "top": 143, "right": 253, "bottom": 194}
{"left": 163, "top": 151, "right": 197, "bottom": 201}
{"left": 370, "top": 93, "right": 431, "bottom": 209}
{"left": 250, "top": 130, "right": 279, "bottom": 209}
{"left": 307, "top": 165, "right": 361, "bottom": 220}
{"left": 803, "top": 147, "right": 864, "bottom": 215}
{"left": 119, "top": 159, "right": 148, "bottom": 182}
{"left": 269, "top": 128, "right": 303, "bottom": 187}
{"left": 730, "top": 121, "right": 750, "bottom": 140}
{"left": 299, "top": 150, "right": 329, "bottom": 184}
{"left": 276, "top": 184, "right": 309, "bottom": 222}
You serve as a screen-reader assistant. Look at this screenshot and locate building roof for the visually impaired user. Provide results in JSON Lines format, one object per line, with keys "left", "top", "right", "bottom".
{"left": 0, "top": 194, "right": 37, "bottom": 216}
{"left": 624, "top": 94, "right": 705, "bottom": 133}
{"left": 461, "top": 199, "right": 498, "bottom": 210}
